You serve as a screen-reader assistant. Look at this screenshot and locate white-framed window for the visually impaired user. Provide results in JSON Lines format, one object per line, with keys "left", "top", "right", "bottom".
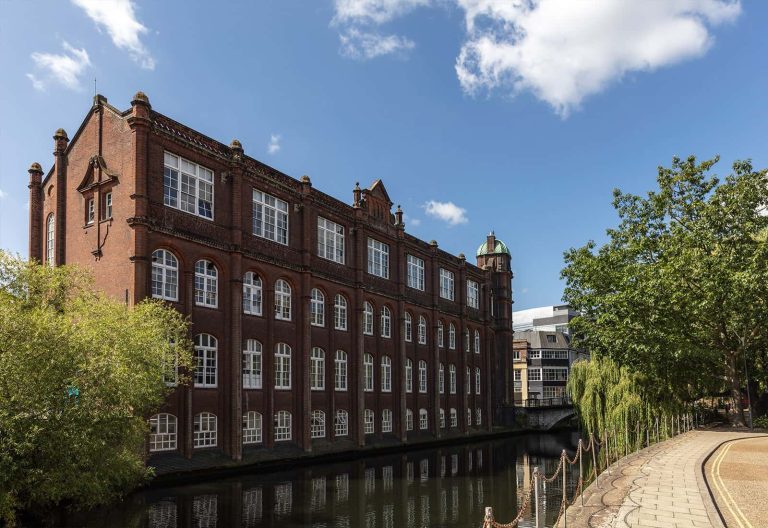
{"left": 543, "top": 367, "right": 569, "bottom": 381}
{"left": 543, "top": 386, "right": 566, "bottom": 398}
{"left": 406, "top": 254, "right": 424, "bottom": 290}
{"left": 405, "top": 359, "right": 413, "bottom": 393}
{"left": 310, "top": 288, "right": 325, "bottom": 327}
{"left": 542, "top": 350, "right": 570, "bottom": 359}
{"left": 335, "top": 350, "right": 347, "bottom": 391}
{"left": 151, "top": 249, "right": 178, "bottom": 301}
{"left": 335, "top": 410, "right": 349, "bottom": 436}
{"left": 404, "top": 312, "right": 412, "bottom": 342}
{"left": 380, "top": 306, "right": 391, "bottom": 338}
{"left": 466, "top": 367, "right": 471, "bottom": 394}
{"left": 194, "top": 334, "right": 217, "bottom": 387}
{"left": 193, "top": 412, "right": 217, "bottom": 448}
{"left": 474, "top": 330, "right": 480, "bottom": 354}
{"left": 418, "top": 316, "right": 427, "bottom": 345}
{"left": 275, "top": 343, "right": 291, "bottom": 389}
{"left": 449, "top": 364, "right": 456, "bottom": 394}
{"left": 363, "top": 301, "right": 374, "bottom": 335}
{"left": 439, "top": 363, "right": 445, "bottom": 394}
{"left": 476, "top": 408, "right": 482, "bottom": 426}
{"left": 275, "top": 411, "right": 292, "bottom": 441}
{"left": 149, "top": 413, "right": 177, "bottom": 452}
{"left": 310, "top": 347, "right": 325, "bottom": 390}
{"left": 514, "top": 369, "right": 523, "bottom": 392}
{"left": 418, "top": 360, "right": 427, "bottom": 393}
{"left": 464, "top": 330, "right": 470, "bottom": 352}
{"left": 318, "top": 217, "right": 344, "bottom": 263}
{"left": 46, "top": 213, "right": 55, "bottom": 266}
{"left": 437, "top": 321, "right": 444, "bottom": 348}
{"left": 243, "top": 271, "right": 263, "bottom": 315}
{"left": 364, "top": 409, "right": 374, "bottom": 434}
{"left": 528, "top": 368, "right": 542, "bottom": 382}
{"left": 311, "top": 410, "right": 326, "bottom": 439}
{"left": 334, "top": 294, "right": 347, "bottom": 330}
{"left": 86, "top": 198, "right": 95, "bottom": 225}
{"left": 381, "top": 409, "right": 393, "bottom": 433}
{"left": 450, "top": 408, "right": 457, "bottom": 428}
{"left": 449, "top": 323, "right": 456, "bottom": 349}
{"left": 419, "top": 409, "right": 428, "bottom": 430}
{"left": 243, "top": 339, "right": 262, "bottom": 389}
{"left": 243, "top": 411, "right": 263, "bottom": 444}
{"left": 406, "top": 409, "right": 413, "bottom": 431}
{"left": 439, "top": 268, "right": 455, "bottom": 300}
{"left": 253, "top": 189, "right": 288, "bottom": 244}
{"left": 164, "top": 152, "right": 214, "bottom": 219}
{"left": 367, "top": 238, "right": 389, "bottom": 278}
{"left": 467, "top": 409, "right": 472, "bottom": 426}
{"left": 381, "top": 355, "right": 392, "bottom": 392}
{"left": 194, "top": 260, "right": 218, "bottom": 308}
{"left": 467, "top": 280, "right": 479, "bottom": 309}
{"left": 102, "top": 191, "right": 113, "bottom": 220}
{"left": 363, "top": 353, "right": 374, "bottom": 391}
{"left": 275, "top": 279, "right": 292, "bottom": 320}
{"left": 475, "top": 368, "right": 481, "bottom": 395}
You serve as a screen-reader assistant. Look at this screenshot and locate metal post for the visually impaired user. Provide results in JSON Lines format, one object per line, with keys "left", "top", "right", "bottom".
{"left": 534, "top": 466, "right": 540, "bottom": 528}
{"left": 562, "top": 451, "right": 567, "bottom": 528}
{"left": 484, "top": 506, "right": 493, "bottom": 528}
{"left": 646, "top": 421, "right": 649, "bottom": 447}
{"left": 592, "top": 434, "right": 600, "bottom": 489}
{"left": 579, "top": 440, "right": 584, "bottom": 506}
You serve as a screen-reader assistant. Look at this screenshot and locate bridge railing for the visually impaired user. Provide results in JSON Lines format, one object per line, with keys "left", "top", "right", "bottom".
{"left": 519, "top": 397, "right": 572, "bottom": 408}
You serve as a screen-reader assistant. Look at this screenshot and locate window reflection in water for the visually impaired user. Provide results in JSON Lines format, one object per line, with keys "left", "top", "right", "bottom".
{"left": 335, "top": 473, "right": 349, "bottom": 503}
{"left": 311, "top": 476, "right": 326, "bottom": 511}
{"left": 147, "top": 498, "right": 176, "bottom": 528}
{"left": 242, "top": 488, "right": 262, "bottom": 527}
{"left": 192, "top": 495, "right": 217, "bottom": 528}
{"left": 273, "top": 483, "right": 292, "bottom": 517}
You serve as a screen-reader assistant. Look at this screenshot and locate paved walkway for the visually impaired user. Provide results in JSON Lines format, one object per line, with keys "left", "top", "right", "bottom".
{"left": 564, "top": 430, "right": 767, "bottom": 528}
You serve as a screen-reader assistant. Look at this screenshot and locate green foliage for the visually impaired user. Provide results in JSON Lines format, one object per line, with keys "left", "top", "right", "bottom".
{"left": 753, "top": 415, "right": 768, "bottom": 429}
{"left": 0, "top": 252, "right": 192, "bottom": 525}
{"left": 562, "top": 156, "right": 768, "bottom": 427}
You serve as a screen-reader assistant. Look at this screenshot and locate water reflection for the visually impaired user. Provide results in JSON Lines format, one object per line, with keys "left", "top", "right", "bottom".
{"left": 64, "top": 431, "right": 583, "bottom": 528}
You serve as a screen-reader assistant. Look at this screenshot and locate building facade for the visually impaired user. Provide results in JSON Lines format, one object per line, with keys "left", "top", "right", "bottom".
{"left": 27, "top": 93, "right": 514, "bottom": 464}
{"left": 512, "top": 304, "right": 578, "bottom": 335}
{"left": 512, "top": 330, "right": 581, "bottom": 403}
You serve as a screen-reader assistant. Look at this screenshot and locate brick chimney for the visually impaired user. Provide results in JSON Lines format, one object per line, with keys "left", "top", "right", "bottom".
{"left": 53, "top": 128, "right": 69, "bottom": 265}
{"left": 27, "top": 162, "right": 44, "bottom": 262}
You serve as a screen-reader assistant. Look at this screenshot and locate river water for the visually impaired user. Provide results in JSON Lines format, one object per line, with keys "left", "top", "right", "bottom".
{"left": 63, "top": 431, "right": 584, "bottom": 528}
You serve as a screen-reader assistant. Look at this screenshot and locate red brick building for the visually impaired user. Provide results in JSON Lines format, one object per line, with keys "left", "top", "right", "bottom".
{"left": 27, "top": 92, "right": 514, "bottom": 464}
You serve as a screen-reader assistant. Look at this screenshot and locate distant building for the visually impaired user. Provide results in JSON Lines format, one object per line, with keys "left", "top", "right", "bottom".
{"left": 512, "top": 339, "right": 529, "bottom": 405}
{"left": 512, "top": 330, "right": 586, "bottom": 403}
{"left": 513, "top": 304, "right": 578, "bottom": 334}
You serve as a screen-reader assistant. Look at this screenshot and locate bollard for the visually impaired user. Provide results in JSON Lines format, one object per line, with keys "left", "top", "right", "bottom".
{"left": 484, "top": 506, "right": 494, "bottom": 528}
{"left": 534, "top": 467, "right": 540, "bottom": 528}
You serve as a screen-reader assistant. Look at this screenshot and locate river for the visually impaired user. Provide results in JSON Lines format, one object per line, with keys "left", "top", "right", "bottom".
{"left": 62, "top": 431, "right": 584, "bottom": 528}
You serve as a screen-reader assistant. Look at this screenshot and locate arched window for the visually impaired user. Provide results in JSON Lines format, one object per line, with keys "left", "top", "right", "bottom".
{"left": 311, "top": 410, "right": 326, "bottom": 438}
{"left": 418, "top": 316, "right": 427, "bottom": 345}
{"left": 450, "top": 408, "right": 458, "bottom": 428}
{"left": 46, "top": 213, "right": 54, "bottom": 266}
{"left": 149, "top": 413, "right": 177, "bottom": 451}
{"left": 439, "top": 408, "right": 445, "bottom": 429}
{"left": 364, "top": 409, "right": 374, "bottom": 434}
{"left": 363, "top": 302, "right": 374, "bottom": 335}
{"left": 439, "top": 363, "right": 445, "bottom": 394}
{"left": 406, "top": 409, "right": 414, "bottom": 431}
{"left": 476, "top": 408, "right": 482, "bottom": 426}
{"left": 404, "top": 312, "right": 413, "bottom": 342}
{"left": 193, "top": 412, "right": 217, "bottom": 448}
{"left": 310, "top": 288, "right": 325, "bottom": 326}
{"left": 405, "top": 359, "right": 413, "bottom": 393}
{"left": 310, "top": 347, "right": 325, "bottom": 390}
{"left": 275, "top": 279, "right": 292, "bottom": 320}
{"left": 363, "top": 353, "right": 374, "bottom": 392}
{"left": 275, "top": 343, "right": 291, "bottom": 389}
{"left": 419, "top": 409, "right": 428, "bottom": 430}
{"left": 243, "top": 411, "right": 262, "bottom": 444}
{"left": 464, "top": 330, "right": 470, "bottom": 352}
{"left": 334, "top": 294, "right": 347, "bottom": 330}
{"left": 475, "top": 367, "right": 481, "bottom": 395}
{"left": 382, "top": 409, "right": 393, "bottom": 433}
{"left": 243, "top": 339, "right": 262, "bottom": 389}
{"left": 381, "top": 355, "right": 392, "bottom": 392}
{"left": 151, "top": 249, "right": 178, "bottom": 301}
{"left": 194, "top": 334, "right": 217, "bottom": 387}
{"left": 335, "top": 350, "right": 347, "bottom": 391}
{"left": 449, "top": 364, "right": 457, "bottom": 394}
{"left": 438, "top": 321, "right": 444, "bottom": 348}
{"left": 243, "top": 272, "right": 262, "bottom": 315}
{"left": 418, "top": 360, "right": 427, "bottom": 393}
{"left": 474, "top": 330, "right": 480, "bottom": 354}
{"left": 449, "top": 323, "right": 456, "bottom": 350}
{"left": 194, "top": 260, "right": 218, "bottom": 308}
{"left": 275, "top": 411, "right": 292, "bottom": 441}
{"left": 380, "top": 306, "right": 391, "bottom": 338}
{"left": 335, "top": 410, "right": 349, "bottom": 436}
{"left": 466, "top": 366, "right": 471, "bottom": 394}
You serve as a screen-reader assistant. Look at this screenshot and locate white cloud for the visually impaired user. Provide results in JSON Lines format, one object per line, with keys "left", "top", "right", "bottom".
{"left": 0, "top": 189, "right": 7, "bottom": 199}
{"left": 339, "top": 29, "right": 415, "bottom": 59}
{"left": 423, "top": 200, "right": 468, "bottom": 225}
{"left": 403, "top": 213, "right": 421, "bottom": 226}
{"left": 72, "top": 0, "right": 155, "bottom": 69}
{"left": 29, "top": 42, "right": 91, "bottom": 91}
{"left": 267, "top": 134, "right": 281, "bottom": 154}
{"left": 455, "top": 0, "right": 741, "bottom": 116}
{"left": 334, "top": 0, "right": 431, "bottom": 25}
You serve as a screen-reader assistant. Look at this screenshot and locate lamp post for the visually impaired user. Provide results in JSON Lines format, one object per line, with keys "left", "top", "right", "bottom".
{"left": 743, "top": 351, "right": 753, "bottom": 429}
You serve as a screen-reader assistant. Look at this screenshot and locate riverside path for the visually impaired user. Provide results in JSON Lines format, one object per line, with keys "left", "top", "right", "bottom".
{"left": 564, "top": 430, "right": 768, "bottom": 528}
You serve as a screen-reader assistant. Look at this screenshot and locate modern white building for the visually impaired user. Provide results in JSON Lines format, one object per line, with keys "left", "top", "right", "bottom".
{"left": 512, "top": 304, "right": 578, "bottom": 334}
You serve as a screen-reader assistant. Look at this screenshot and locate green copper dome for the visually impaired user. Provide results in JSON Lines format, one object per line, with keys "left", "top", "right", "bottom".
{"left": 476, "top": 238, "right": 511, "bottom": 257}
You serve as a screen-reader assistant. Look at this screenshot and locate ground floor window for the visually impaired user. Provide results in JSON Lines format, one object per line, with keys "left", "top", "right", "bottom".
{"left": 194, "top": 412, "right": 217, "bottom": 448}
{"left": 149, "top": 413, "right": 177, "bottom": 452}
{"left": 335, "top": 410, "right": 348, "bottom": 436}
{"left": 381, "top": 409, "right": 392, "bottom": 432}
{"left": 275, "top": 411, "right": 292, "bottom": 441}
{"left": 419, "top": 408, "right": 428, "bottom": 430}
{"left": 543, "top": 386, "right": 565, "bottom": 398}
{"left": 243, "top": 411, "right": 262, "bottom": 444}
{"left": 311, "top": 410, "right": 326, "bottom": 438}
{"left": 364, "top": 409, "right": 374, "bottom": 434}
{"left": 406, "top": 409, "right": 413, "bottom": 431}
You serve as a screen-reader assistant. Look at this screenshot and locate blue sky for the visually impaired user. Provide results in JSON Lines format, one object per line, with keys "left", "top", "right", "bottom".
{"left": 1, "top": 0, "right": 766, "bottom": 310}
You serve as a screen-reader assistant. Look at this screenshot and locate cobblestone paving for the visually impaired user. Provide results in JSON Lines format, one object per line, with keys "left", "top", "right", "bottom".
{"left": 565, "top": 430, "right": 765, "bottom": 528}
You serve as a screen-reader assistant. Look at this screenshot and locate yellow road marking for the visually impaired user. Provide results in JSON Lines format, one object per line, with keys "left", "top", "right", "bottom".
{"left": 710, "top": 441, "right": 752, "bottom": 528}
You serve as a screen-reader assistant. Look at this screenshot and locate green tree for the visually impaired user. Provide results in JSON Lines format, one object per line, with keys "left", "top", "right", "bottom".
{"left": 0, "top": 252, "right": 192, "bottom": 525}
{"left": 562, "top": 156, "right": 768, "bottom": 427}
